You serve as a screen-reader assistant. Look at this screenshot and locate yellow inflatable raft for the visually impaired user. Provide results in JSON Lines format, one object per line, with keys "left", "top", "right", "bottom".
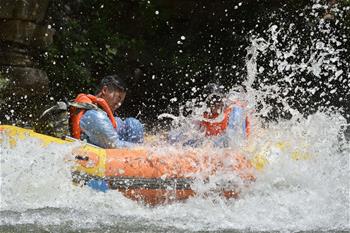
{"left": 0, "top": 125, "right": 257, "bottom": 205}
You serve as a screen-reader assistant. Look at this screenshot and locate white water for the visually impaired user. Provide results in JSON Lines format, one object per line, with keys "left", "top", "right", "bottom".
{"left": 0, "top": 112, "right": 349, "bottom": 232}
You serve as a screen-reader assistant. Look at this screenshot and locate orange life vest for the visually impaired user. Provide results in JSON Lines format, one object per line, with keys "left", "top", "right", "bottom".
{"left": 69, "top": 94, "right": 117, "bottom": 139}
{"left": 200, "top": 105, "right": 251, "bottom": 137}
{"left": 200, "top": 107, "right": 233, "bottom": 136}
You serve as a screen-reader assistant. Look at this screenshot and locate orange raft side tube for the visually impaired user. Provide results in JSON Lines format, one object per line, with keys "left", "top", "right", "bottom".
{"left": 0, "top": 125, "right": 255, "bottom": 205}
{"left": 74, "top": 147, "right": 256, "bottom": 205}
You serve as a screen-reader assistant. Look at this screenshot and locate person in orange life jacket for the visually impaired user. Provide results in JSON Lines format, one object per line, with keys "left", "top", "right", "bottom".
{"left": 201, "top": 84, "right": 250, "bottom": 134}
{"left": 70, "top": 75, "right": 144, "bottom": 148}
{"left": 181, "top": 83, "right": 250, "bottom": 147}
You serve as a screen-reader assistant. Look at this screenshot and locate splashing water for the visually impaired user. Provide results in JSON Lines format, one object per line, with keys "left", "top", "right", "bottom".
{"left": 1, "top": 1, "right": 350, "bottom": 232}
{"left": 1, "top": 112, "right": 348, "bottom": 232}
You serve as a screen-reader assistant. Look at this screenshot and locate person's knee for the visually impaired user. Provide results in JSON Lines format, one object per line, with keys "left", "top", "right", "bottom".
{"left": 124, "top": 117, "right": 144, "bottom": 143}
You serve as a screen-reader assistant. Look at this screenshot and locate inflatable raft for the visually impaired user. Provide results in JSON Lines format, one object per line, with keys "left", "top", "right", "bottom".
{"left": 0, "top": 125, "right": 256, "bottom": 205}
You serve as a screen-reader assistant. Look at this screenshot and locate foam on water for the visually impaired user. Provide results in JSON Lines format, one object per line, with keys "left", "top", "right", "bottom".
{"left": 1, "top": 111, "right": 349, "bottom": 232}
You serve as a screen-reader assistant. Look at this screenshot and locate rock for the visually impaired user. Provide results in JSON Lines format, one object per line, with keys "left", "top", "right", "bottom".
{"left": 0, "top": 0, "right": 51, "bottom": 125}
{"left": 0, "top": 0, "right": 49, "bottom": 23}
{"left": 0, "top": 47, "right": 34, "bottom": 66}
{"left": 0, "top": 66, "right": 49, "bottom": 95}
{"left": 0, "top": 20, "right": 54, "bottom": 48}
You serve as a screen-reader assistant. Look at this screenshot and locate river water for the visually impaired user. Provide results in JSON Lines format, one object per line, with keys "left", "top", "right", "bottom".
{"left": 1, "top": 112, "right": 349, "bottom": 233}
{"left": 1, "top": 1, "right": 350, "bottom": 233}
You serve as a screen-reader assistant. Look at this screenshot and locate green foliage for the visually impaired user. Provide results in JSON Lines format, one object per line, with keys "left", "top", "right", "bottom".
{"left": 0, "top": 72, "right": 8, "bottom": 90}
{"left": 42, "top": 0, "right": 257, "bottom": 117}
{"left": 42, "top": 1, "right": 149, "bottom": 100}
{"left": 40, "top": 0, "right": 348, "bottom": 122}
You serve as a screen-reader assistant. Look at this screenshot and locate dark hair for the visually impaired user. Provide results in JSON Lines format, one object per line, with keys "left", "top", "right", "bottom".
{"left": 203, "top": 83, "right": 225, "bottom": 96}
{"left": 202, "top": 83, "right": 225, "bottom": 106}
{"left": 98, "top": 75, "right": 127, "bottom": 93}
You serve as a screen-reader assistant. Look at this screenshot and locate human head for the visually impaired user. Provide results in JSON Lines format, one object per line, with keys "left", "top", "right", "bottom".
{"left": 96, "top": 75, "right": 127, "bottom": 112}
{"left": 203, "top": 83, "right": 225, "bottom": 115}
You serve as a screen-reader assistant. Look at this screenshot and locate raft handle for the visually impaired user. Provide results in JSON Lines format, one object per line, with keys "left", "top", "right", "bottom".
{"left": 75, "top": 155, "right": 89, "bottom": 161}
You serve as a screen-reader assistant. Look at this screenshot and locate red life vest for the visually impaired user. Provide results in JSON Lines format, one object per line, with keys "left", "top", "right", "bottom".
{"left": 200, "top": 105, "right": 251, "bottom": 137}
{"left": 200, "top": 107, "right": 233, "bottom": 136}
{"left": 69, "top": 94, "right": 117, "bottom": 139}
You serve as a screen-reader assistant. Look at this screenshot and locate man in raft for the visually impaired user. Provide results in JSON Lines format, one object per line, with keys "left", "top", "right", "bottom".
{"left": 70, "top": 75, "right": 144, "bottom": 148}
{"left": 199, "top": 83, "right": 250, "bottom": 147}
{"left": 169, "top": 83, "right": 250, "bottom": 147}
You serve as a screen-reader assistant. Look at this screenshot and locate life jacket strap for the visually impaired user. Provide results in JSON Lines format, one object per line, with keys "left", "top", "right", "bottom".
{"left": 40, "top": 101, "right": 104, "bottom": 120}
{"left": 68, "top": 102, "right": 101, "bottom": 111}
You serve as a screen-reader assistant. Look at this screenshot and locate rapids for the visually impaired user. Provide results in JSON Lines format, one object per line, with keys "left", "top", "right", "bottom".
{"left": 0, "top": 112, "right": 349, "bottom": 232}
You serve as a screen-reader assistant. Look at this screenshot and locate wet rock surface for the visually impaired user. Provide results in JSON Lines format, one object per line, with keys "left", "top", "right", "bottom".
{"left": 0, "top": 0, "right": 53, "bottom": 124}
